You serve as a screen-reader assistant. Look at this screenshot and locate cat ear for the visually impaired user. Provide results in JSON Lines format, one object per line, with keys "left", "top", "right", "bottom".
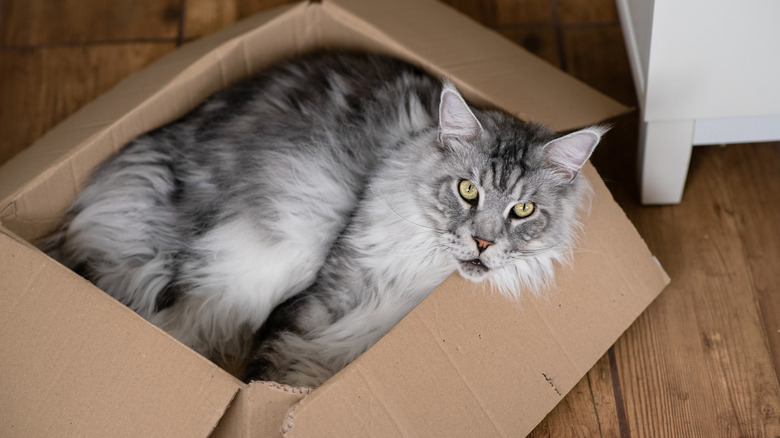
{"left": 542, "top": 125, "right": 610, "bottom": 181}
{"left": 438, "top": 81, "right": 483, "bottom": 149}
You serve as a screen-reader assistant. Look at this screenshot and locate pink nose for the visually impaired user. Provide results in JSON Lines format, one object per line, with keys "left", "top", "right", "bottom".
{"left": 473, "top": 237, "right": 494, "bottom": 252}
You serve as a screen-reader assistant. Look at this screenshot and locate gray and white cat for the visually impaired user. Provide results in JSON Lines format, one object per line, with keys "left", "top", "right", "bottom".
{"left": 40, "top": 52, "right": 606, "bottom": 386}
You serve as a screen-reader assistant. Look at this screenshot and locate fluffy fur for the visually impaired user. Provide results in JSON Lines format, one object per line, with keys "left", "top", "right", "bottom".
{"left": 39, "top": 52, "right": 606, "bottom": 385}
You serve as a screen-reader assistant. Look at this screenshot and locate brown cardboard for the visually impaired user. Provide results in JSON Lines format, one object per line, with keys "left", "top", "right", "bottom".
{"left": 276, "top": 164, "right": 669, "bottom": 437}
{"left": 0, "top": 231, "right": 240, "bottom": 437}
{"left": 211, "top": 382, "right": 311, "bottom": 438}
{"left": 0, "top": 1, "right": 668, "bottom": 437}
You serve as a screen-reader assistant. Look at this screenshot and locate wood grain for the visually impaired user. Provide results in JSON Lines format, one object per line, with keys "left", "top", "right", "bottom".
{"left": 184, "top": 0, "right": 300, "bottom": 39}
{"left": 0, "top": 0, "right": 181, "bottom": 45}
{"left": 0, "top": 44, "right": 175, "bottom": 165}
{"left": 557, "top": 0, "right": 619, "bottom": 24}
{"left": 613, "top": 146, "right": 780, "bottom": 437}
{"left": 562, "top": 25, "right": 638, "bottom": 107}
{"left": 589, "top": 353, "right": 623, "bottom": 438}
{"left": 442, "top": 0, "right": 552, "bottom": 26}
{"left": 497, "top": 26, "right": 561, "bottom": 68}
{"left": 529, "top": 354, "right": 622, "bottom": 437}
{"left": 720, "top": 143, "right": 780, "bottom": 390}
{"left": 529, "top": 375, "right": 604, "bottom": 437}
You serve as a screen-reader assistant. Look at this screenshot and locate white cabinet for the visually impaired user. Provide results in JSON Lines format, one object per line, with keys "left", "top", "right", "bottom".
{"left": 616, "top": 0, "right": 780, "bottom": 204}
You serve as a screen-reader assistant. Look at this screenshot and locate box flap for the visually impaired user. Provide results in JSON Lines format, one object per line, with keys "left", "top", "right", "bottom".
{"left": 211, "top": 382, "right": 311, "bottom": 438}
{"left": 323, "top": 0, "right": 629, "bottom": 130}
{"left": 0, "top": 2, "right": 315, "bottom": 243}
{"left": 280, "top": 164, "right": 669, "bottom": 437}
{"left": 0, "top": 230, "right": 242, "bottom": 437}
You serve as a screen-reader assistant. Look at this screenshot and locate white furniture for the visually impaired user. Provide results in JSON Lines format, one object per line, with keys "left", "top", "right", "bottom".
{"left": 616, "top": 0, "right": 780, "bottom": 204}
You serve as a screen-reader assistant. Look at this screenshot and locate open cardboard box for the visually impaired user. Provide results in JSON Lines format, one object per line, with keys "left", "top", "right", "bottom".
{"left": 0, "top": 0, "right": 669, "bottom": 436}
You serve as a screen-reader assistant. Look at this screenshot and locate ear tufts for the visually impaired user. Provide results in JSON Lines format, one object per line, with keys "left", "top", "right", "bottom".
{"left": 438, "top": 80, "right": 483, "bottom": 149}
{"left": 543, "top": 125, "right": 610, "bottom": 181}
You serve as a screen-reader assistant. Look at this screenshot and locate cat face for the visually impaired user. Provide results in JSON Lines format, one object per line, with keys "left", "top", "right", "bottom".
{"left": 431, "top": 82, "right": 607, "bottom": 295}
{"left": 438, "top": 154, "right": 575, "bottom": 287}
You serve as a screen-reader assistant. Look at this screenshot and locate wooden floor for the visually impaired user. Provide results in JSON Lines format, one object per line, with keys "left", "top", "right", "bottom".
{"left": 2, "top": 0, "right": 779, "bottom": 436}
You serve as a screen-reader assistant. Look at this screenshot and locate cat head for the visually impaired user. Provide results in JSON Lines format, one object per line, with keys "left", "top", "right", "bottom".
{"left": 432, "top": 81, "right": 608, "bottom": 298}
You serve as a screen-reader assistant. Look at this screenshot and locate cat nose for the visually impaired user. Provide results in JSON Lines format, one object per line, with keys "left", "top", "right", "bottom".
{"left": 473, "top": 236, "right": 494, "bottom": 253}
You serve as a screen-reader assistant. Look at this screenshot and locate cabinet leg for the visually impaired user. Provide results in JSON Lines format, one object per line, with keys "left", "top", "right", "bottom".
{"left": 638, "top": 119, "right": 694, "bottom": 205}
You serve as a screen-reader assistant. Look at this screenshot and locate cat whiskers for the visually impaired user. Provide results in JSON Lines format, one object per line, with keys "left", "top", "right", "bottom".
{"left": 511, "top": 236, "right": 573, "bottom": 258}
{"left": 367, "top": 181, "right": 448, "bottom": 234}
{"left": 568, "top": 248, "right": 603, "bottom": 256}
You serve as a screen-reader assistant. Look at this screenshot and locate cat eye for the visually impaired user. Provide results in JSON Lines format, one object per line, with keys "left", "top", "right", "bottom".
{"left": 458, "top": 179, "right": 479, "bottom": 202}
{"left": 512, "top": 202, "right": 535, "bottom": 218}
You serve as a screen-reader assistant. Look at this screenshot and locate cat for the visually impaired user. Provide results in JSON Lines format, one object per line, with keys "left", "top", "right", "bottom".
{"left": 240, "top": 63, "right": 607, "bottom": 387}
{"left": 39, "top": 51, "right": 607, "bottom": 385}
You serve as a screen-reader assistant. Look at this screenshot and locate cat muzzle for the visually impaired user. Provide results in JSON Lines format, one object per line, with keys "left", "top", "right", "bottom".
{"left": 458, "top": 258, "right": 490, "bottom": 277}
{"left": 473, "top": 236, "right": 494, "bottom": 253}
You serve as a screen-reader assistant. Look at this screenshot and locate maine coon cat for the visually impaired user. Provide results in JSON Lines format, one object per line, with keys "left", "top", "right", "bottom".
{"left": 39, "top": 52, "right": 607, "bottom": 386}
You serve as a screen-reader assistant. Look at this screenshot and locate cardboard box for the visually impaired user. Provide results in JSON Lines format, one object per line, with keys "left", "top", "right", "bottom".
{"left": 0, "top": 1, "right": 669, "bottom": 436}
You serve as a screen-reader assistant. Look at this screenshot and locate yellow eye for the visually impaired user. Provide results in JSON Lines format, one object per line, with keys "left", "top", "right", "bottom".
{"left": 458, "top": 180, "right": 479, "bottom": 201}
{"left": 513, "top": 202, "right": 535, "bottom": 218}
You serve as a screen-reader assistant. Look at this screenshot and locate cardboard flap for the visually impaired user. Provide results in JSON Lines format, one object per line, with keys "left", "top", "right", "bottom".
{"left": 211, "top": 381, "right": 311, "bottom": 438}
{"left": 323, "top": 0, "right": 629, "bottom": 130}
{"left": 280, "top": 164, "right": 669, "bottom": 437}
{"left": 0, "top": 230, "right": 242, "bottom": 438}
{"left": 0, "top": 2, "right": 316, "bottom": 243}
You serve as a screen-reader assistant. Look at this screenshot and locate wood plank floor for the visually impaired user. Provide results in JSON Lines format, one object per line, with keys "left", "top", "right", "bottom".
{"left": 2, "top": 0, "right": 779, "bottom": 436}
